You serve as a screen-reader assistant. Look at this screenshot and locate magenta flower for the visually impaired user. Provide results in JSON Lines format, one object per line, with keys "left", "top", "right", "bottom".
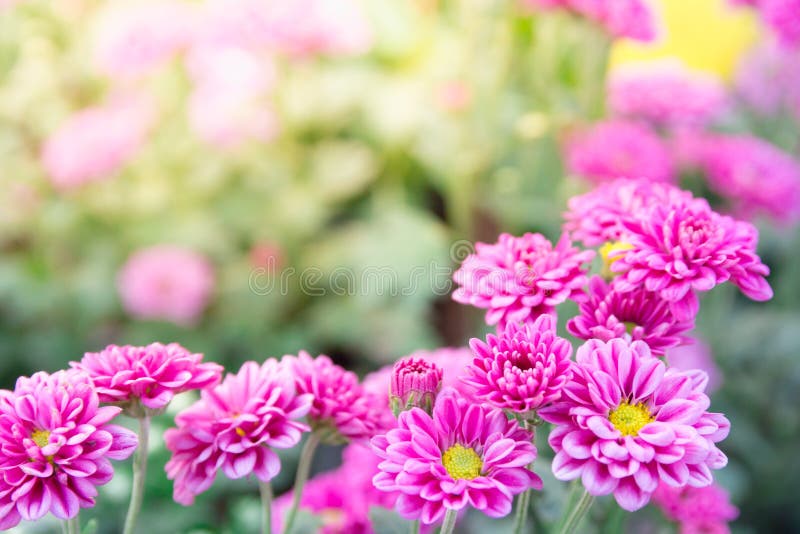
{"left": 653, "top": 481, "right": 739, "bottom": 534}
{"left": 760, "top": 0, "right": 800, "bottom": 48}
{"left": 0, "top": 371, "right": 137, "bottom": 528}
{"left": 679, "top": 133, "right": 800, "bottom": 225}
{"left": 453, "top": 233, "right": 594, "bottom": 330}
{"left": 117, "top": 245, "right": 215, "bottom": 326}
{"left": 372, "top": 392, "right": 542, "bottom": 524}
{"left": 273, "top": 443, "right": 397, "bottom": 534}
{"left": 463, "top": 314, "right": 573, "bottom": 414}
{"left": 667, "top": 338, "right": 722, "bottom": 393}
{"left": 71, "top": 342, "right": 223, "bottom": 415}
{"left": 521, "top": 0, "right": 656, "bottom": 41}
{"left": 611, "top": 199, "right": 773, "bottom": 320}
{"left": 41, "top": 94, "right": 155, "bottom": 189}
{"left": 164, "top": 360, "right": 312, "bottom": 505}
{"left": 540, "top": 338, "right": 730, "bottom": 511}
{"left": 735, "top": 41, "right": 800, "bottom": 119}
{"left": 390, "top": 358, "right": 443, "bottom": 415}
{"left": 285, "top": 351, "right": 389, "bottom": 443}
{"left": 563, "top": 179, "right": 699, "bottom": 247}
{"left": 565, "top": 120, "right": 675, "bottom": 184}
{"left": 567, "top": 276, "right": 694, "bottom": 356}
{"left": 608, "top": 62, "right": 727, "bottom": 128}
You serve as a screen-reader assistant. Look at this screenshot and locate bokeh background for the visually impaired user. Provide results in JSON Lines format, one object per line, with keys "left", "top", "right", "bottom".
{"left": 1, "top": 0, "right": 798, "bottom": 532}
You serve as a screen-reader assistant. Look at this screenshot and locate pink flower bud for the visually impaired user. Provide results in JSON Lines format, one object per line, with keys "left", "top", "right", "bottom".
{"left": 389, "top": 358, "right": 442, "bottom": 416}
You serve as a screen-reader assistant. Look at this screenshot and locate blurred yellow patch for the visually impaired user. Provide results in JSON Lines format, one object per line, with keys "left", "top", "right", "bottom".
{"left": 610, "top": 0, "right": 760, "bottom": 79}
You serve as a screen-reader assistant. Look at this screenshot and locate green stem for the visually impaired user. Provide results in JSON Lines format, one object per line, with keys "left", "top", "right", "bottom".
{"left": 409, "top": 519, "right": 420, "bottom": 534}
{"left": 512, "top": 420, "right": 537, "bottom": 534}
{"left": 122, "top": 415, "right": 150, "bottom": 534}
{"left": 439, "top": 509, "right": 457, "bottom": 534}
{"left": 282, "top": 432, "right": 321, "bottom": 534}
{"left": 259, "top": 480, "right": 272, "bottom": 534}
{"left": 558, "top": 488, "right": 594, "bottom": 534}
{"left": 62, "top": 516, "right": 80, "bottom": 534}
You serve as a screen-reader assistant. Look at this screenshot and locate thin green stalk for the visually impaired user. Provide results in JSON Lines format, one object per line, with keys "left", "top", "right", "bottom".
{"left": 122, "top": 415, "right": 150, "bottom": 534}
{"left": 439, "top": 509, "right": 457, "bottom": 534}
{"left": 558, "top": 488, "right": 594, "bottom": 534}
{"left": 282, "top": 432, "right": 321, "bottom": 534}
{"left": 512, "top": 419, "right": 537, "bottom": 534}
{"left": 62, "top": 516, "right": 80, "bottom": 534}
{"left": 259, "top": 480, "right": 272, "bottom": 534}
{"left": 410, "top": 519, "right": 420, "bottom": 534}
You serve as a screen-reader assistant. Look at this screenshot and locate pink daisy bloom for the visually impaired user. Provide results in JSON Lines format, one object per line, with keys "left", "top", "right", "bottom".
{"left": 608, "top": 62, "right": 727, "bottom": 128}
{"left": 0, "top": 371, "right": 137, "bottom": 528}
{"left": 565, "top": 120, "right": 675, "bottom": 184}
{"left": 284, "top": 351, "right": 389, "bottom": 443}
{"left": 452, "top": 233, "right": 594, "bottom": 330}
{"left": 653, "top": 481, "right": 739, "bottom": 534}
{"left": 41, "top": 94, "right": 156, "bottom": 189}
{"left": 567, "top": 275, "right": 694, "bottom": 356}
{"left": 540, "top": 338, "right": 730, "bottom": 511}
{"left": 372, "top": 392, "right": 543, "bottom": 524}
{"left": 463, "top": 314, "right": 573, "bottom": 414}
{"left": 563, "top": 179, "right": 699, "bottom": 247}
{"left": 680, "top": 133, "right": 800, "bottom": 225}
{"left": 611, "top": 199, "right": 773, "bottom": 320}
{"left": 164, "top": 360, "right": 312, "bottom": 505}
{"left": 272, "top": 443, "right": 397, "bottom": 534}
{"left": 71, "top": 342, "right": 223, "bottom": 415}
{"left": 117, "top": 245, "right": 215, "bottom": 326}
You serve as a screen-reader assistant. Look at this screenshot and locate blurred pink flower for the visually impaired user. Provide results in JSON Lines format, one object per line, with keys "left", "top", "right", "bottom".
{"left": 679, "top": 133, "right": 800, "bottom": 224}
{"left": 541, "top": 339, "right": 730, "bottom": 511}
{"left": 563, "top": 179, "right": 698, "bottom": 247}
{"left": 453, "top": 233, "right": 594, "bottom": 330}
{"left": 608, "top": 62, "right": 727, "bottom": 128}
{"left": 0, "top": 370, "right": 137, "bottom": 528}
{"left": 186, "top": 45, "right": 279, "bottom": 148}
{"left": 284, "top": 351, "right": 390, "bottom": 443}
{"left": 92, "top": 1, "right": 199, "bottom": 79}
{"left": 666, "top": 338, "right": 722, "bottom": 393}
{"left": 464, "top": 314, "right": 573, "bottom": 414}
{"left": 567, "top": 275, "right": 694, "bottom": 355}
{"left": 565, "top": 120, "right": 675, "bottom": 184}
{"left": 611, "top": 198, "right": 773, "bottom": 320}
{"left": 272, "top": 443, "right": 397, "bottom": 534}
{"left": 760, "top": 0, "right": 800, "bottom": 48}
{"left": 165, "top": 360, "right": 312, "bottom": 505}
{"left": 200, "top": 0, "right": 372, "bottom": 57}
{"left": 41, "top": 94, "right": 156, "bottom": 189}
{"left": 521, "top": 0, "right": 657, "bottom": 41}
{"left": 117, "top": 245, "right": 215, "bottom": 326}
{"left": 372, "top": 392, "right": 542, "bottom": 524}
{"left": 71, "top": 342, "right": 223, "bottom": 414}
{"left": 735, "top": 41, "right": 800, "bottom": 118}
{"left": 653, "top": 481, "right": 739, "bottom": 534}
{"left": 435, "top": 81, "right": 472, "bottom": 112}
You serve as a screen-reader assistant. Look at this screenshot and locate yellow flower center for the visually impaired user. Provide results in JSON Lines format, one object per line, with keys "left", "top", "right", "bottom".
{"left": 599, "top": 241, "right": 634, "bottom": 279}
{"left": 31, "top": 429, "right": 51, "bottom": 449}
{"left": 235, "top": 427, "right": 246, "bottom": 437}
{"left": 609, "top": 402, "right": 654, "bottom": 436}
{"left": 442, "top": 444, "right": 483, "bottom": 480}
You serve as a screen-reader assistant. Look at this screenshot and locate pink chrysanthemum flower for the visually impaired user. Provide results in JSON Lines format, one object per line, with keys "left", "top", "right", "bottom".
{"left": 464, "top": 314, "right": 573, "bottom": 414}
{"left": 667, "top": 338, "right": 722, "bottom": 393}
{"left": 285, "top": 351, "right": 389, "bottom": 443}
{"left": 565, "top": 120, "right": 675, "bottom": 184}
{"left": 41, "top": 94, "right": 156, "bottom": 189}
{"left": 92, "top": 1, "right": 199, "bottom": 79}
{"left": 735, "top": 41, "right": 800, "bottom": 119}
{"left": 611, "top": 199, "right": 773, "bottom": 320}
{"left": 372, "top": 392, "right": 542, "bottom": 524}
{"left": 760, "top": 0, "right": 800, "bottom": 48}
{"left": 608, "top": 61, "right": 727, "bottom": 128}
{"left": 117, "top": 245, "right": 215, "bottom": 326}
{"left": 0, "top": 371, "right": 137, "bottom": 528}
{"left": 164, "top": 360, "right": 312, "bottom": 505}
{"left": 567, "top": 276, "right": 694, "bottom": 356}
{"left": 678, "top": 133, "right": 800, "bottom": 225}
{"left": 71, "top": 342, "right": 223, "bottom": 415}
{"left": 521, "top": 0, "right": 657, "bottom": 41}
{"left": 563, "top": 179, "right": 699, "bottom": 247}
{"left": 452, "top": 233, "right": 594, "bottom": 330}
{"left": 273, "top": 443, "right": 397, "bottom": 534}
{"left": 540, "top": 338, "right": 730, "bottom": 511}
{"left": 653, "top": 481, "right": 739, "bottom": 534}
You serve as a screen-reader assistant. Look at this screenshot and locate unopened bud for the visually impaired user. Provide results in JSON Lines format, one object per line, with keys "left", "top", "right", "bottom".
{"left": 390, "top": 358, "right": 443, "bottom": 416}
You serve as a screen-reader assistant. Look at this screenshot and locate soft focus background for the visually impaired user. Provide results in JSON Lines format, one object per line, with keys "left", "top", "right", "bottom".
{"left": 1, "top": 0, "right": 799, "bottom": 532}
